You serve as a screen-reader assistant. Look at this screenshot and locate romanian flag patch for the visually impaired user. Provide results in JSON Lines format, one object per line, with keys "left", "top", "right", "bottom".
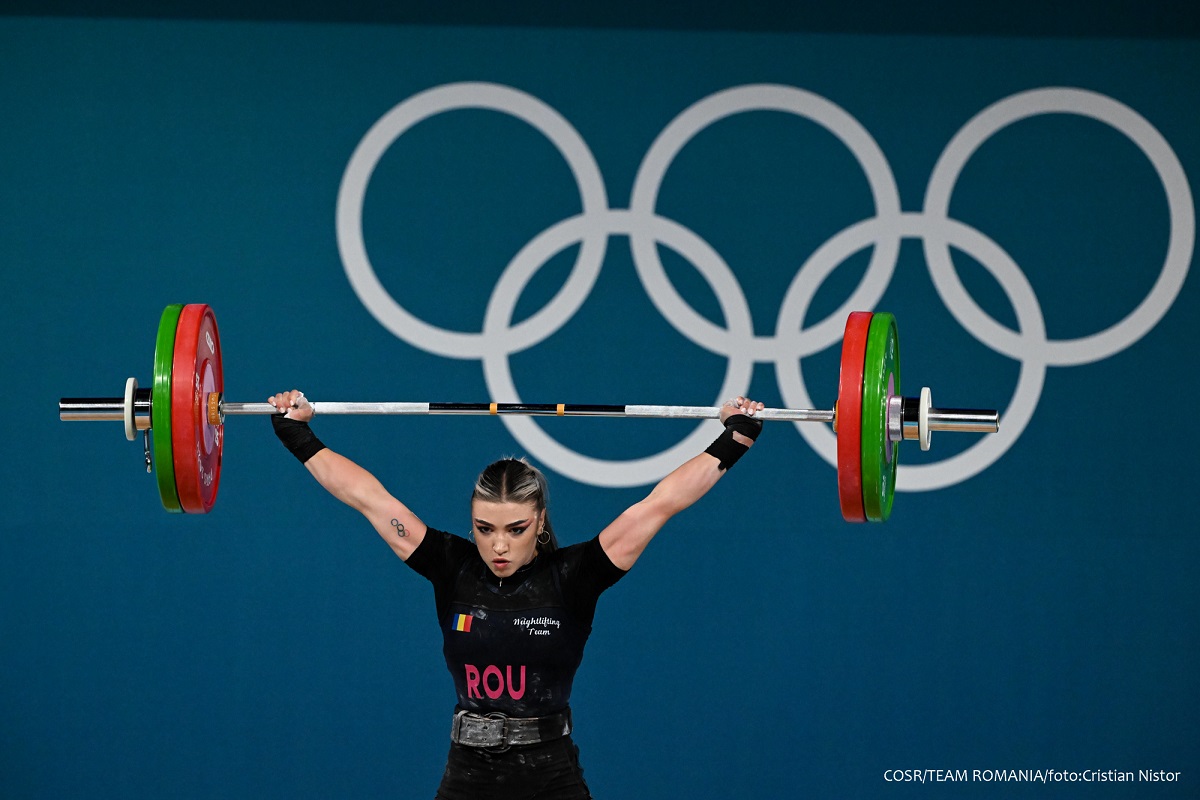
{"left": 453, "top": 613, "right": 473, "bottom": 633}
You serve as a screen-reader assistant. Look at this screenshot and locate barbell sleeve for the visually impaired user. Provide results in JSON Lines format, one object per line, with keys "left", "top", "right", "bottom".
{"left": 924, "top": 408, "right": 1001, "bottom": 434}
{"left": 58, "top": 398, "right": 131, "bottom": 421}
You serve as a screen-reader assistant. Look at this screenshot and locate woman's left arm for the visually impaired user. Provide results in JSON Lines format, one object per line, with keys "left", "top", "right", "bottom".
{"left": 598, "top": 396, "right": 763, "bottom": 570}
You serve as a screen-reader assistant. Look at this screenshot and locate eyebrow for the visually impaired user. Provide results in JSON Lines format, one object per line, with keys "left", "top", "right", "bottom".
{"left": 473, "top": 518, "right": 531, "bottom": 528}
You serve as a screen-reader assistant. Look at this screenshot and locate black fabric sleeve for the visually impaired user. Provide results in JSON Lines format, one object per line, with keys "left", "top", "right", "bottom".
{"left": 403, "top": 528, "right": 474, "bottom": 587}
{"left": 403, "top": 528, "right": 477, "bottom": 622}
{"left": 559, "top": 536, "right": 627, "bottom": 627}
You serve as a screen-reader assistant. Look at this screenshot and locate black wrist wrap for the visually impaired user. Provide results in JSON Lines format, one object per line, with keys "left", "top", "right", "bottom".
{"left": 271, "top": 414, "right": 327, "bottom": 464}
{"left": 704, "top": 413, "right": 762, "bottom": 471}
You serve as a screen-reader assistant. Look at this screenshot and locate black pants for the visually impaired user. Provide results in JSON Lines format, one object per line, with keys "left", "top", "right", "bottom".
{"left": 435, "top": 735, "right": 592, "bottom": 800}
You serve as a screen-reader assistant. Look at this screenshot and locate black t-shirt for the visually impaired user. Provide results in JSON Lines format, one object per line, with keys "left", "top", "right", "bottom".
{"left": 404, "top": 528, "right": 626, "bottom": 717}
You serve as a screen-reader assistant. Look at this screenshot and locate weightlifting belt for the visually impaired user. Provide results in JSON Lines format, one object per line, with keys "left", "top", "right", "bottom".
{"left": 450, "top": 707, "right": 572, "bottom": 750}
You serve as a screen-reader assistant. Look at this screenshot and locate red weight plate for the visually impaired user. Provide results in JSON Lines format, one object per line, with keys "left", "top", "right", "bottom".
{"left": 170, "top": 304, "right": 224, "bottom": 513}
{"left": 837, "top": 311, "right": 872, "bottom": 522}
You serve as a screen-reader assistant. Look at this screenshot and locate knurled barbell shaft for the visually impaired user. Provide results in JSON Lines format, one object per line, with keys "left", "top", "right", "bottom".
{"left": 58, "top": 395, "right": 1000, "bottom": 434}
{"left": 223, "top": 401, "right": 838, "bottom": 422}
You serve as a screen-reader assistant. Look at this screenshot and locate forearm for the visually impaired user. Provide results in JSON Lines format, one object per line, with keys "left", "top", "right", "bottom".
{"left": 269, "top": 398, "right": 426, "bottom": 558}
{"left": 272, "top": 414, "right": 368, "bottom": 508}
{"left": 600, "top": 401, "right": 762, "bottom": 569}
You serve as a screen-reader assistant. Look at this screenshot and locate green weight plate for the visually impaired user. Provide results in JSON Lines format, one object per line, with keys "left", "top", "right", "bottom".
{"left": 860, "top": 312, "right": 899, "bottom": 522}
{"left": 152, "top": 304, "right": 184, "bottom": 513}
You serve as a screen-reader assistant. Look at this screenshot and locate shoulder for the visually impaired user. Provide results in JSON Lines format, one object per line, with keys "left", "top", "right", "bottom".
{"left": 405, "top": 527, "right": 476, "bottom": 577}
{"left": 555, "top": 535, "right": 627, "bottom": 586}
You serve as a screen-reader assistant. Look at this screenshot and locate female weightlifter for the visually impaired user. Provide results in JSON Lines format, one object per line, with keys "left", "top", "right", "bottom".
{"left": 268, "top": 389, "right": 764, "bottom": 800}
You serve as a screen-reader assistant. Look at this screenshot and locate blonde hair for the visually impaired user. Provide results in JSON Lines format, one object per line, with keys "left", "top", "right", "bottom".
{"left": 472, "top": 458, "right": 559, "bottom": 552}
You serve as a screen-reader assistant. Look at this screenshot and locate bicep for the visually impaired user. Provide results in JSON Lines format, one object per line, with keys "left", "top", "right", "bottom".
{"left": 598, "top": 452, "right": 723, "bottom": 570}
{"left": 597, "top": 503, "right": 664, "bottom": 571}
{"left": 304, "top": 448, "right": 428, "bottom": 560}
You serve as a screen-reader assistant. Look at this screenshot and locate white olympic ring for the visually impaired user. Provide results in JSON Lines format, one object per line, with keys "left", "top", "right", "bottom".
{"left": 336, "top": 82, "right": 1194, "bottom": 490}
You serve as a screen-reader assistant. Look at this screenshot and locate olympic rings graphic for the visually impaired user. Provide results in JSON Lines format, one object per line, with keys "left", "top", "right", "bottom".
{"left": 336, "top": 82, "right": 1194, "bottom": 490}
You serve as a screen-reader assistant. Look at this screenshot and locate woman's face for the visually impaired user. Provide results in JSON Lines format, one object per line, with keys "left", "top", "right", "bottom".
{"left": 471, "top": 499, "right": 544, "bottom": 578}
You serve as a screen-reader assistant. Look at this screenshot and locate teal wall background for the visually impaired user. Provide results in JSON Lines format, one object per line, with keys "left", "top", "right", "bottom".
{"left": 2, "top": 5, "right": 1197, "bottom": 798}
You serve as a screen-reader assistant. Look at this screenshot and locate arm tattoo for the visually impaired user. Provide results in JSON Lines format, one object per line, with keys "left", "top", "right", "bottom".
{"left": 390, "top": 518, "right": 407, "bottom": 538}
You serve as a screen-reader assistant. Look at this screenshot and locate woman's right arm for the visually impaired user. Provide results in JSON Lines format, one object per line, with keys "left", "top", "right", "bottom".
{"left": 270, "top": 390, "right": 427, "bottom": 561}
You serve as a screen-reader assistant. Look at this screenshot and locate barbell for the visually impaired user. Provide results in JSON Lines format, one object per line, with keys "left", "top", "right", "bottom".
{"left": 58, "top": 303, "right": 999, "bottom": 522}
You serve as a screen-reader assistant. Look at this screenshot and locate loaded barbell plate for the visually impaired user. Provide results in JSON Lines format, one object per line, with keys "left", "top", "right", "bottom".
{"left": 170, "top": 304, "right": 224, "bottom": 513}
{"left": 836, "top": 311, "right": 872, "bottom": 522}
{"left": 152, "top": 304, "right": 183, "bottom": 513}
{"left": 860, "top": 312, "right": 900, "bottom": 522}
